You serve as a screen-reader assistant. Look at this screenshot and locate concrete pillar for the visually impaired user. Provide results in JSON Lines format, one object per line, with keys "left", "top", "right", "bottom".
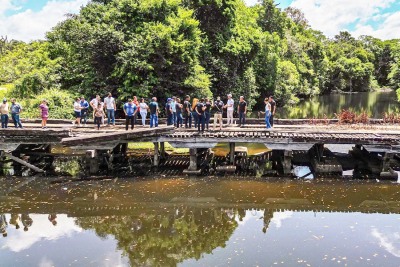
{"left": 188, "top": 148, "right": 198, "bottom": 171}
{"left": 229, "top": 142, "right": 235, "bottom": 164}
{"left": 283, "top": 150, "right": 293, "bottom": 175}
{"left": 153, "top": 142, "right": 160, "bottom": 167}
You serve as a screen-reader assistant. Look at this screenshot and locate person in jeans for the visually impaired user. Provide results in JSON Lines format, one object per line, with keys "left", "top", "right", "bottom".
{"left": 0, "top": 98, "right": 9, "bottom": 128}
{"left": 213, "top": 96, "right": 224, "bottom": 130}
{"left": 225, "top": 94, "right": 234, "bottom": 125}
{"left": 237, "top": 96, "right": 247, "bottom": 127}
{"left": 104, "top": 92, "right": 116, "bottom": 126}
{"left": 165, "top": 98, "right": 174, "bottom": 126}
{"left": 171, "top": 96, "right": 177, "bottom": 126}
{"left": 204, "top": 98, "right": 212, "bottom": 131}
{"left": 123, "top": 99, "right": 137, "bottom": 130}
{"left": 94, "top": 103, "right": 104, "bottom": 130}
{"left": 80, "top": 96, "right": 89, "bottom": 126}
{"left": 10, "top": 98, "right": 23, "bottom": 128}
{"left": 176, "top": 98, "right": 183, "bottom": 128}
{"left": 269, "top": 95, "right": 276, "bottom": 127}
{"left": 133, "top": 96, "right": 140, "bottom": 126}
{"left": 149, "top": 97, "right": 159, "bottom": 128}
{"left": 183, "top": 95, "right": 192, "bottom": 128}
{"left": 264, "top": 97, "right": 272, "bottom": 129}
{"left": 139, "top": 98, "right": 148, "bottom": 126}
{"left": 196, "top": 98, "right": 206, "bottom": 133}
{"left": 191, "top": 98, "right": 199, "bottom": 128}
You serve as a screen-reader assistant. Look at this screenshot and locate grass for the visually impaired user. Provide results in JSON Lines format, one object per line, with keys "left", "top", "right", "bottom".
{"left": 128, "top": 142, "right": 189, "bottom": 154}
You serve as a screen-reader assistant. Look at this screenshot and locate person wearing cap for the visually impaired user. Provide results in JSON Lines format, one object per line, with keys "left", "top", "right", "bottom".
{"left": 149, "top": 97, "right": 159, "bottom": 128}
{"left": 0, "top": 98, "right": 9, "bottom": 129}
{"left": 80, "top": 96, "right": 89, "bottom": 126}
{"left": 237, "top": 96, "right": 247, "bottom": 127}
{"left": 165, "top": 98, "right": 174, "bottom": 126}
{"left": 10, "top": 98, "right": 23, "bottom": 128}
{"left": 213, "top": 96, "right": 224, "bottom": 130}
{"left": 224, "top": 94, "right": 234, "bottom": 125}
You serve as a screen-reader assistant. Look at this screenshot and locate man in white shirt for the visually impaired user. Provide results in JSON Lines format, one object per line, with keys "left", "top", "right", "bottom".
{"left": 225, "top": 94, "right": 234, "bottom": 125}
{"left": 104, "top": 92, "right": 116, "bottom": 126}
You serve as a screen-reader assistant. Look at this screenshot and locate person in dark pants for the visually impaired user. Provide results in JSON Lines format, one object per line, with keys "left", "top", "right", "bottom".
{"left": 183, "top": 95, "right": 192, "bottom": 128}
{"left": 94, "top": 103, "right": 105, "bottom": 130}
{"left": 196, "top": 98, "right": 206, "bottom": 133}
{"left": 10, "top": 98, "right": 23, "bottom": 128}
{"left": 166, "top": 98, "right": 174, "bottom": 126}
{"left": 204, "top": 98, "right": 212, "bottom": 131}
{"left": 0, "top": 98, "right": 9, "bottom": 129}
{"left": 192, "top": 98, "right": 199, "bottom": 128}
{"left": 269, "top": 95, "right": 276, "bottom": 127}
{"left": 237, "top": 96, "right": 247, "bottom": 127}
{"left": 123, "top": 99, "right": 137, "bottom": 130}
{"left": 176, "top": 98, "right": 183, "bottom": 128}
{"left": 80, "top": 96, "right": 89, "bottom": 125}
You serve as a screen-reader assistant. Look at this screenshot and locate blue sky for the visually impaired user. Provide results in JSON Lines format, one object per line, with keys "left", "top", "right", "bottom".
{"left": 1, "top": 0, "right": 399, "bottom": 42}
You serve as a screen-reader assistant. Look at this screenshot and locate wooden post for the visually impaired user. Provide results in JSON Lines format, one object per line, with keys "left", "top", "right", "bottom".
{"left": 86, "top": 150, "right": 99, "bottom": 174}
{"left": 283, "top": 150, "right": 293, "bottom": 175}
{"left": 160, "top": 142, "right": 166, "bottom": 158}
{"left": 188, "top": 148, "right": 198, "bottom": 171}
{"left": 229, "top": 142, "right": 235, "bottom": 164}
{"left": 153, "top": 142, "right": 160, "bottom": 167}
{"left": 2, "top": 152, "right": 44, "bottom": 173}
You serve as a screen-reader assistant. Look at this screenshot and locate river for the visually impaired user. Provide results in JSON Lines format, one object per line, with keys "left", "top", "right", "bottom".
{"left": 1, "top": 177, "right": 400, "bottom": 266}
{"left": 279, "top": 90, "right": 399, "bottom": 119}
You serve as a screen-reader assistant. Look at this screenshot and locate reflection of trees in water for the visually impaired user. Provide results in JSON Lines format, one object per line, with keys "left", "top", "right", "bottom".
{"left": 75, "top": 207, "right": 239, "bottom": 266}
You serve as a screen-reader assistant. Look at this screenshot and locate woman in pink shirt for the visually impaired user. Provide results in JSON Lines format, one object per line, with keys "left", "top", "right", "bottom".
{"left": 39, "top": 99, "right": 49, "bottom": 129}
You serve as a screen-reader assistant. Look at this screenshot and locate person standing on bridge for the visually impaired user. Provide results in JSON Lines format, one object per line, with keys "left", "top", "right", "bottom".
{"left": 204, "top": 98, "right": 212, "bottom": 131}
{"left": 123, "top": 99, "right": 137, "bottom": 130}
{"left": 73, "top": 97, "right": 82, "bottom": 127}
{"left": 133, "top": 96, "right": 140, "bottom": 126}
{"left": 165, "top": 98, "right": 174, "bottom": 126}
{"left": 176, "top": 98, "right": 183, "bottom": 128}
{"left": 225, "top": 94, "right": 234, "bottom": 125}
{"left": 10, "top": 98, "right": 23, "bottom": 129}
{"left": 183, "top": 95, "right": 192, "bottom": 128}
{"left": 149, "top": 97, "right": 159, "bottom": 128}
{"left": 213, "top": 96, "right": 224, "bottom": 131}
{"left": 0, "top": 98, "right": 9, "bottom": 129}
{"left": 90, "top": 95, "right": 104, "bottom": 125}
{"left": 269, "top": 95, "right": 276, "bottom": 127}
{"left": 104, "top": 92, "right": 116, "bottom": 126}
{"left": 237, "top": 96, "right": 247, "bottom": 127}
{"left": 196, "top": 98, "right": 206, "bottom": 133}
{"left": 139, "top": 98, "right": 148, "bottom": 127}
{"left": 39, "top": 99, "right": 49, "bottom": 129}
{"left": 80, "top": 97, "right": 89, "bottom": 126}
{"left": 94, "top": 103, "right": 104, "bottom": 130}
{"left": 264, "top": 97, "right": 272, "bottom": 129}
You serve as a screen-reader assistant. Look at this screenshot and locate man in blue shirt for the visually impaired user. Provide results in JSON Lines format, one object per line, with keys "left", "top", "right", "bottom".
{"left": 149, "top": 97, "right": 159, "bottom": 128}
{"left": 123, "top": 99, "right": 137, "bottom": 130}
{"left": 80, "top": 96, "right": 89, "bottom": 126}
{"left": 10, "top": 98, "right": 23, "bottom": 128}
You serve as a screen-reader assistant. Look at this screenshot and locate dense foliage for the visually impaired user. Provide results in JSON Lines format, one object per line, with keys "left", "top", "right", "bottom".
{"left": 1, "top": 0, "right": 400, "bottom": 111}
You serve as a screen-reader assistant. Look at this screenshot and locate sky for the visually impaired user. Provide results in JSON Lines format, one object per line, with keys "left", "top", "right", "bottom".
{"left": 0, "top": 0, "right": 399, "bottom": 42}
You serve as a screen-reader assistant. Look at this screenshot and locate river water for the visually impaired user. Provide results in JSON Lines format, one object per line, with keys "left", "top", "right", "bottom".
{"left": 279, "top": 90, "right": 399, "bottom": 119}
{"left": 1, "top": 177, "right": 400, "bottom": 266}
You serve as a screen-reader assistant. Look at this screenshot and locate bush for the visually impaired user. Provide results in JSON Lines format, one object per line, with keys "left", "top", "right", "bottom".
{"left": 397, "top": 88, "right": 400, "bottom": 102}
{"left": 16, "top": 89, "right": 76, "bottom": 119}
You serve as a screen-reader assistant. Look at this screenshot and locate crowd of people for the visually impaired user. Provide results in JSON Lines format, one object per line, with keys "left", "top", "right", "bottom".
{"left": 0, "top": 93, "right": 276, "bottom": 131}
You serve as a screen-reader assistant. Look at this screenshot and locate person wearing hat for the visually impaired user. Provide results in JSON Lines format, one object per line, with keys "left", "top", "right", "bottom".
{"left": 224, "top": 94, "right": 234, "bottom": 125}
{"left": 213, "top": 96, "right": 224, "bottom": 130}
{"left": 0, "top": 98, "right": 9, "bottom": 129}
{"left": 10, "top": 98, "right": 23, "bottom": 128}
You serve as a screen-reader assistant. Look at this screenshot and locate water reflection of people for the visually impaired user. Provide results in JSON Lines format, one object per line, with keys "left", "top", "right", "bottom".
{"left": 262, "top": 209, "right": 274, "bottom": 234}
{"left": 21, "top": 214, "right": 33, "bottom": 232}
{"left": 9, "top": 213, "right": 20, "bottom": 230}
{"left": 0, "top": 214, "right": 7, "bottom": 237}
{"left": 48, "top": 214, "right": 57, "bottom": 226}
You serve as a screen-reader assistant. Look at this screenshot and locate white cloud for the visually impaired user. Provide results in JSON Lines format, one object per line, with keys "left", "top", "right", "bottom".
{"left": 289, "top": 0, "right": 398, "bottom": 40}
{"left": 371, "top": 228, "right": 400, "bottom": 258}
{"left": 271, "top": 210, "right": 293, "bottom": 228}
{"left": 0, "top": 0, "right": 90, "bottom": 42}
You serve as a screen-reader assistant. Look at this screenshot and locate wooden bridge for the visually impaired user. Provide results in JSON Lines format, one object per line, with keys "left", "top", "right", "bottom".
{"left": 1, "top": 124, "right": 400, "bottom": 179}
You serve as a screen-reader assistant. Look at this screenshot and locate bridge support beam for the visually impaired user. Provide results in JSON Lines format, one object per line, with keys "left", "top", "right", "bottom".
{"left": 86, "top": 150, "right": 100, "bottom": 174}
{"left": 229, "top": 142, "right": 235, "bottom": 164}
{"left": 282, "top": 150, "right": 293, "bottom": 175}
{"left": 160, "top": 142, "right": 166, "bottom": 158}
{"left": 309, "top": 144, "right": 342, "bottom": 176}
{"left": 153, "top": 142, "right": 160, "bottom": 167}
